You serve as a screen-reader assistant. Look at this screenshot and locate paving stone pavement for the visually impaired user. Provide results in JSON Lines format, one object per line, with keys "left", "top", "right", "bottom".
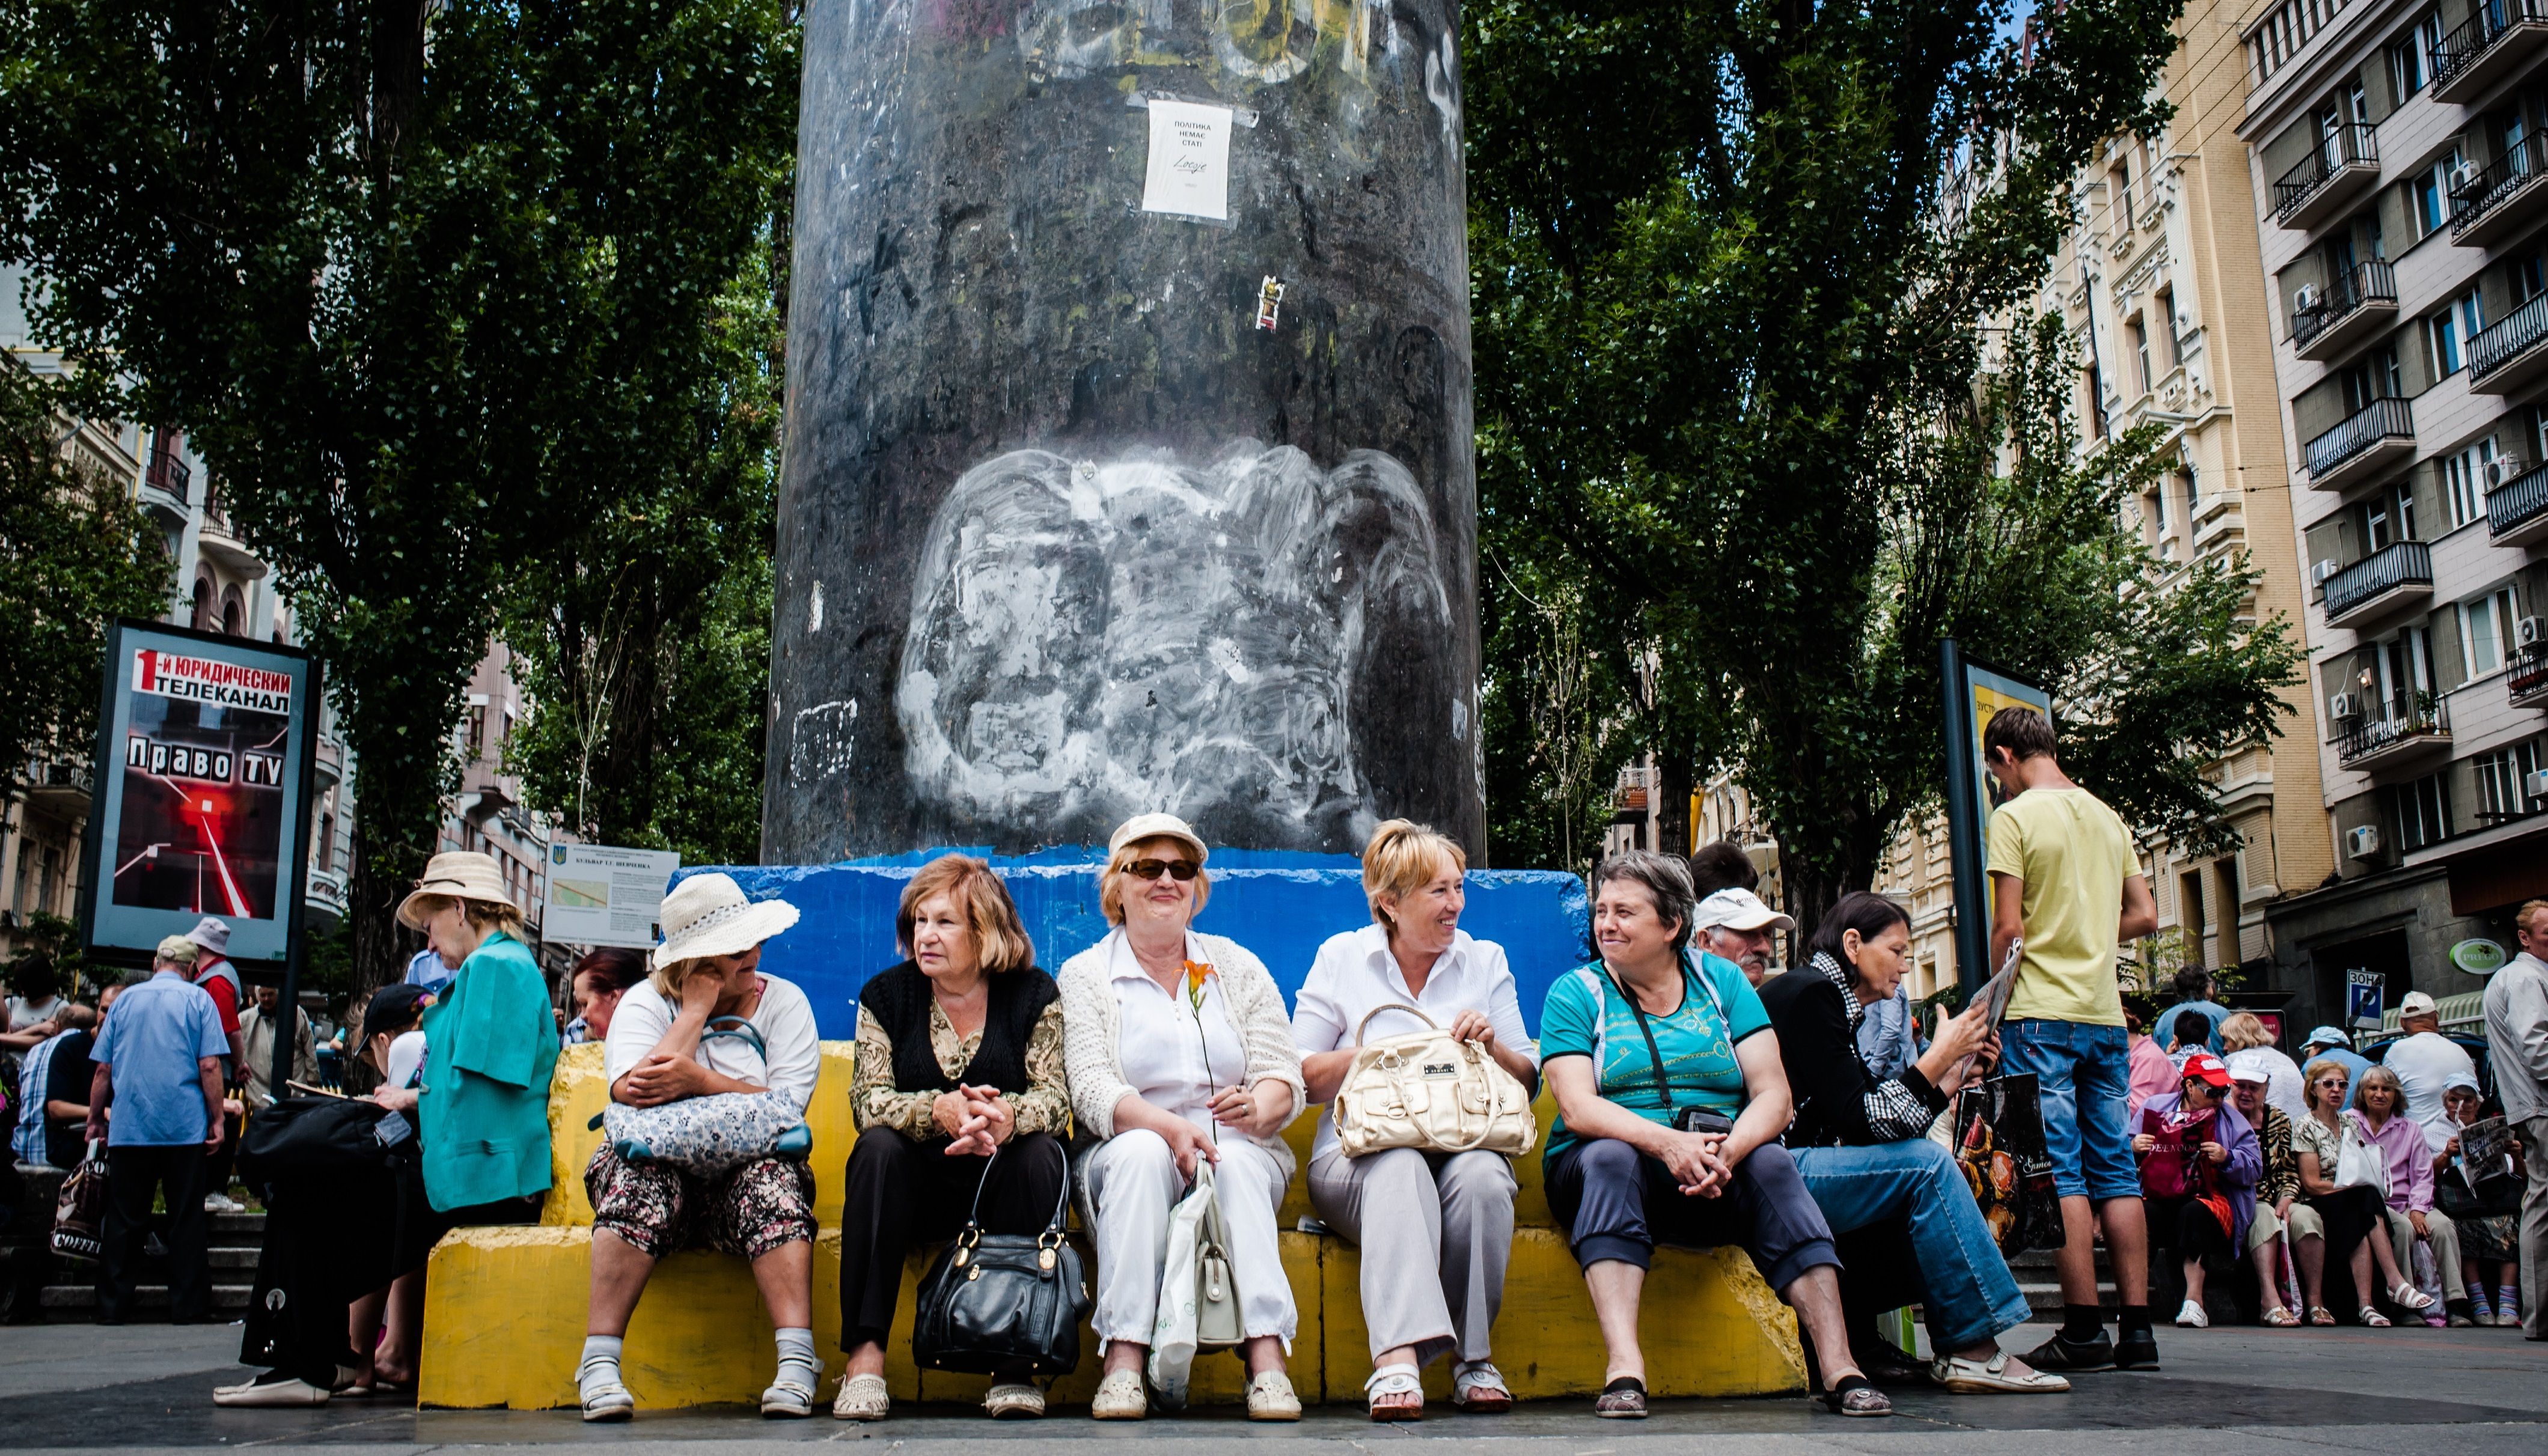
{"left": 2, "top": 1319, "right": 2540, "bottom": 1453}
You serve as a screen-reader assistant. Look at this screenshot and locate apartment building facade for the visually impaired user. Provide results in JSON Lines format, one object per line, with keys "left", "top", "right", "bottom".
{"left": 2240, "top": 0, "right": 2548, "bottom": 1029}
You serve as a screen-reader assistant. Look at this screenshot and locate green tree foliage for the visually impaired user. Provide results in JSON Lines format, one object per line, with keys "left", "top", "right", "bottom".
{"left": 0, "top": 362, "right": 173, "bottom": 787}
{"left": 0, "top": 1, "right": 798, "bottom": 984}
{"left": 1466, "top": 0, "right": 2297, "bottom": 929}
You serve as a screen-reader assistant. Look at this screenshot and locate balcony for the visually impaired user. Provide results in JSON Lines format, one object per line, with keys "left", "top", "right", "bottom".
{"left": 2452, "top": 132, "right": 2548, "bottom": 248}
{"left": 2334, "top": 693, "right": 2451, "bottom": 772}
{"left": 2488, "top": 458, "right": 2548, "bottom": 546}
{"left": 20, "top": 758, "right": 92, "bottom": 813}
{"left": 2290, "top": 261, "right": 2398, "bottom": 362}
{"left": 2510, "top": 642, "right": 2548, "bottom": 704}
{"left": 2273, "top": 123, "right": 2380, "bottom": 231}
{"left": 2304, "top": 397, "right": 2415, "bottom": 493}
{"left": 2470, "top": 290, "right": 2548, "bottom": 394}
{"left": 2322, "top": 540, "right": 2434, "bottom": 628}
{"left": 2434, "top": 0, "right": 2548, "bottom": 103}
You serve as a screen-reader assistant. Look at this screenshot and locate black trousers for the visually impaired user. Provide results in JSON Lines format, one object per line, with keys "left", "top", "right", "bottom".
{"left": 100, "top": 1145, "right": 210, "bottom": 1322}
{"left": 2147, "top": 1193, "right": 2234, "bottom": 1262}
{"left": 837, "top": 1127, "right": 1068, "bottom": 1351}
{"left": 241, "top": 1166, "right": 400, "bottom": 1384}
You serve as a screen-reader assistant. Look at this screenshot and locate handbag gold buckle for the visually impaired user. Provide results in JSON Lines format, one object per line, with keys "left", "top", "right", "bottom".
{"left": 953, "top": 1226, "right": 980, "bottom": 1267}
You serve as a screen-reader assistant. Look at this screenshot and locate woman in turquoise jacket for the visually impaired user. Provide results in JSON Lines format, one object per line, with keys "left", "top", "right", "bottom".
{"left": 393, "top": 850, "right": 561, "bottom": 1217}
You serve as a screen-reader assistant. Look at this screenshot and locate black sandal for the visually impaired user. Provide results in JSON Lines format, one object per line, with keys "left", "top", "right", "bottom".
{"left": 1594, "top": 1376, "right": 1648, "bottom": 1419}
{"left": 1819, "top": 1374, "right": 1892, "bottom": 1417}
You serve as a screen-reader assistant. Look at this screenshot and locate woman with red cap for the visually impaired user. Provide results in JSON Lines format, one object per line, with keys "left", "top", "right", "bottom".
{"left": 2132, "top": 1050, "right": 2260, "bottom": 1328}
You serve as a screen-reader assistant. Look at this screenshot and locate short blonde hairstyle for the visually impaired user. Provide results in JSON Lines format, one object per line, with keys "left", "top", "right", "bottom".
{"left": 2520, "top": 898, "right": 2548, "bottom": 936}
{"left": 2354, "top": 1063, "right": 2403, "bottom": 1112}
{"left": 1361, "top": 818, "right": 1466, "bottom": 931}
{"left": 2301, "top": 1057, "right": 2350, "bottom": 1112}
{"left": 2220, "top": 1012, "right": 2272, "bottom": 1053}
{"left": 406, "top": 892, "right": 528, "bottom": 942}
{"left": 896, "top": 855, "right": 1036, "bottom": 975}
{"left": 1099, "top": 837, "right": 1212, "bottom": 925}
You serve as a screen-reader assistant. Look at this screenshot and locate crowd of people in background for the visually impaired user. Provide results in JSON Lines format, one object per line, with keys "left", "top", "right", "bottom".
{"left": 3, "top": 704, "right": 2544, "bottom": 1422}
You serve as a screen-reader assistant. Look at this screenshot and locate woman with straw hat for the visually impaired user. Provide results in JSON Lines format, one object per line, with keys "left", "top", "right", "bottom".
{"left": 575, "top": 872, "right": 823, "bottom": 1423}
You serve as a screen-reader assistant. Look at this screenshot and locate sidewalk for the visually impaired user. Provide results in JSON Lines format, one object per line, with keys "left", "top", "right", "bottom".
{"left": 7, "top": 1319, "right": 2542, "bottom": 1453}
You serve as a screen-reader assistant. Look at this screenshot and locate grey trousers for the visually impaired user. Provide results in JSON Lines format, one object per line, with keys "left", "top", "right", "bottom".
{"left": 2521, "top": 1116, "right": 2548, "bottom": 1338}
{"left": 1308, "top": 1144, "right": 1517, "bottom": 1366}
{"left": 2383, "top": 1205, "right": 2461, "bottom": 1306}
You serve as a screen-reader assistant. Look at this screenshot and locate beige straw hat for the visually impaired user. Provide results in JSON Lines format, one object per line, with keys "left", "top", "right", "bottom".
{"left": 651, "top": 873, "right": 801, "bottom": 970}
{"left": 396, "top": 850, "right": 516, "bottom": 931}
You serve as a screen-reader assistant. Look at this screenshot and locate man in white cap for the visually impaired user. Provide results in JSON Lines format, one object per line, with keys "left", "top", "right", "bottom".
{"left": 185, "top": 916, "right": 247, "bottom": 1214}
{"left": 2483, "top": 898, "right": 2548, "bottom": 1339}
{"left": 1691, "top": 886, "right": 1793, "bottom": 988}
{"left": 2386, "top": 990, "right": 2476, "bottom": 1154}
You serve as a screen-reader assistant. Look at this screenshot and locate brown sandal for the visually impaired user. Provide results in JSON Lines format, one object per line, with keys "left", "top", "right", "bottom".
{"left": 1820, "top": 1376, "right": 1892, "bottom": 1417}
{"left": 1595, "top": 1376, "right": 1648, "bottom": 1418}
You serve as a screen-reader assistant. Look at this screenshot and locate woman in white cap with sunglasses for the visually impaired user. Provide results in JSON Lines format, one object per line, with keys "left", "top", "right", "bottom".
{"left": 1058, "top": 814, "right": 1306, "bottom": 1422}
{"left": 576, "top": 873, "right": 822, "bottom": 1422}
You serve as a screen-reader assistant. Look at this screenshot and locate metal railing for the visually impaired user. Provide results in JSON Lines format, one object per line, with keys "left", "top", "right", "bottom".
{"left": 2436, "top": 0, "right": 2548, "bottom": 89}
{"left": 2451, "top": 130, "right": 2548, "bottom": 232}
{"left": 2488, "top": 458, "right": 2548, "bottom": 538}
{"left": 2322, "top": 540, "right": 2433, "bottom": 618}
{"left": 2508, "top": 641, "right": 2548, "bottom": 701}
{"left": 2305, "top": 395, "right": 2415, "bottom": 480}
{"left": 2290, "top": 260, "right": 2397, "bottom": 350}
{"left": 2274, "top": 122, "right": 2378, "bottom": 224}
{"left": 2334, "top": 691, "right": 2449, "bottom": 765}
{"left": 2472, "top": 288, "right": 2548, "bottom": 382}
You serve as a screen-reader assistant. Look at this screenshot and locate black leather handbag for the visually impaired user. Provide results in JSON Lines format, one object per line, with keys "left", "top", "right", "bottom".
{"left": 239, "top": 1094, "right": 416, "bottom": 1183}
{"left": 910, "top": 1141, "right": 1089, "bottom": 1376}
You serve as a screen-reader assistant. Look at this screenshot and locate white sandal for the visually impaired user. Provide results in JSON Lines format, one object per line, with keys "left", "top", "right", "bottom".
{"left": 983, "top": 1381, "right": 1045, "bottom": 1419}
{"left": 1452, "top": 1360, "right": 1514, "bottom": 1412}
{"left": 1930, "top": 1350, "right": 2070, "bottom": 1394}
{"left": 2358, "top": 1306, "right": 2392, "bottom": 1328}
{"left": 829, "top": 1372, "right": 889, "bottom": 1421}
{"left": 1366, "top": 1362, "right": 1423, "bottom": 1421}
{"left": 2388, "top": 1281, "right": 2434, "bottom": 1312}
{"left": 578, "top": 1359, "right": 634, "bottom": 1423}
{"left": 1090, "top": 1368, "right": 1147, "bottom": 1421}
{"left": 1247, "top": 1370, "right": 1303, "bottom": 1422}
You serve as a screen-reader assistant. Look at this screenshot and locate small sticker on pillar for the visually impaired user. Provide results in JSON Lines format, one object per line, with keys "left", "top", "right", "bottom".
{"left": 1141, "top": 99, "right": 1233, "bottom": 222}
{"left": 1255, "top": 276, "right": 1285, "bottom": 331}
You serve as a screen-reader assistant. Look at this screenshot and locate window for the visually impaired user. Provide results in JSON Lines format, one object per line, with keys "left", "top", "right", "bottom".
{"left": 2430, "top": 288, "right": 2484, "bottom": 376}
{"left": 2395, "top": 772, "right": 2452, "bottom": 851}
{"left": 2415, "top": 149, "right": 2464, "bottom": 237}
{"left": 2463, "top": 585, "right": 2519, "bottom": 677}
{"left": 2445, "top": 436, "right": 2501, "bottom": 528}
{"left": 2131, "top": 317, "right": 2153, "bottom": 391}
{"left": 2085, "top": 364, "right": 2109, "bottom": 439}
{"left": 2475, "top": 742, "right": 2545, "bottom": 822}
{"left": 2365, "top": 481, "right": 2419, "bottom": 549}
{"left": 319, "top": 812, "right": 334, "bottom": 874}
{"left": 2511, "top": 248, "right": 2548, "bottom": 309}
{"left": 466, "top": 706, "right": 487, "bottom": 756}
{"left": 2340, "top": 347, "right": 2403, "bottom": 410}
{"left": 2157, "top": 288, "right": 2183, "bottom": 367}
{"left": 2388, "top": 27, "right": 2427, "bottom": 100}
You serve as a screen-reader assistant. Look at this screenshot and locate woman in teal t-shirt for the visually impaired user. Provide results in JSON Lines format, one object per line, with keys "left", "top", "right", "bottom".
{"left": 1539, "top": 851, "right": 1883, "bottom": 1419}
{"left": 389, "top": 851, "right": 560, "bottom": 1219}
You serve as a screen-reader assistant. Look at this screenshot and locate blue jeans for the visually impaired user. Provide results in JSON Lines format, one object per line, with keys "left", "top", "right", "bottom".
{"left": 2000, "top": 1018, "right": 2139, "bottom": 1201}
{"left": 1793, "top": 1139, "right": 2031, "bottom": 1351}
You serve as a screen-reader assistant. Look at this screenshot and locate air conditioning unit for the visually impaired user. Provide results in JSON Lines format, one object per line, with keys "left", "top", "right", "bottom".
{"left": 2520, "top": 615, "right": 2547, "bottom": 648}
{"left": 2347, "top": 824, "right": 2383, "bottom": 859}
{"left": 2526, "top": 768, "right": 2548, "bottom": 800}
{"left": 2487, "top": 455, "right": 2528, "bottom": 488}
{"left": 2313, "top": 559, "right": 2341, "bottom": 584}
{"left": 2329, "top": 691, "right": 2360, "bottom": 719}
{"left": 2293, "top": 283, "right": 2323, "bottom": 313}
{"left": 2449, "top": 163, "right": 2476, "bottom": 193}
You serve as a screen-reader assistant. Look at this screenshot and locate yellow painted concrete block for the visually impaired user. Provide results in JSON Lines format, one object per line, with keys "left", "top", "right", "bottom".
{"left": 541, "top": 1041, "right": 860, "bottom": 1229}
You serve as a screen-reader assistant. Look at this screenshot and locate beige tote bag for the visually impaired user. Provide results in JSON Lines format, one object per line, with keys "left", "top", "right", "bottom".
{"left": 1330, "top": 1003, "right": 1536, "bottom": 1159}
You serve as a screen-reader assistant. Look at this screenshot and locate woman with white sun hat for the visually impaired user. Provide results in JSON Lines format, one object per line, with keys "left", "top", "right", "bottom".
{"left": 575, "top": 872, "right": 823, "bottom": 1423}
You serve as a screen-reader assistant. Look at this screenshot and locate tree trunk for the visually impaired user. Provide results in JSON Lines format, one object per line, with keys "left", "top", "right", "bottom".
{"left": 1655, "top": 748, "right": 1694, "bottom": 863}
{"left": 346, "top": 799, "right": 431, "bottom": 997}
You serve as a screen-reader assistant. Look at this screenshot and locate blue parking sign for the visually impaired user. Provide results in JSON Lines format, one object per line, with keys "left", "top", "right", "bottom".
{"left": 2345, "top": 971, "right": 2385, "bottom": 1029}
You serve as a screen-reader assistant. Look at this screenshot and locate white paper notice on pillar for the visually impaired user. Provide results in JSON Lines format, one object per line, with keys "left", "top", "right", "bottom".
{"left": 542, "top": 844, "right": 680, "bottom": 949}
{"left": 1141, "top": 100, "right": 1233, "bottom": 222}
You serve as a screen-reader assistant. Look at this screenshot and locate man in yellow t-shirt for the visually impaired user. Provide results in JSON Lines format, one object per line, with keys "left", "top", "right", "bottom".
{"left": 1979, "top": 707, "right": 2158, "bottom": 1374}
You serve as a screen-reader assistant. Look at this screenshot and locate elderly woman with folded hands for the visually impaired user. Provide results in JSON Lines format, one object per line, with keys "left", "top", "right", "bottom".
{"left": 1059, "top": 814, "right": 1306, "bottom": 1423}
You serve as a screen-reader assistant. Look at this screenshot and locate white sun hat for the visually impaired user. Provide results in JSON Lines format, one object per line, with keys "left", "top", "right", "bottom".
{"left": 651, "top": 872, "right": 801, "bottom": 970}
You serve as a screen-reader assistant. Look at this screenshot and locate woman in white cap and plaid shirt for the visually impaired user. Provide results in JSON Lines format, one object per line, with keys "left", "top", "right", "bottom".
{"left": 574, "top": 871, "right": 823, "bottom": 1422}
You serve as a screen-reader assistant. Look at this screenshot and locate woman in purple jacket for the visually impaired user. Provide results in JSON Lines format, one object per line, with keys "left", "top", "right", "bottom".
{"left": 2348, "top": 1064, "right": 2463, "bottom": 1326}
{"left": 2131, "top": 1051, "right": 2260, "bottom": 1329}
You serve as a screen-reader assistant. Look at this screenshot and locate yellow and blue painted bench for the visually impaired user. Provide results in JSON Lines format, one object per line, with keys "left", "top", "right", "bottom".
{"left": 419, "top": 1043, "right": 1804, "bottom": 1408}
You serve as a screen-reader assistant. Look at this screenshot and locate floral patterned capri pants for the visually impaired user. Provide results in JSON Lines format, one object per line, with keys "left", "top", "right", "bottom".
{"left": 585, "top": 1145, "right": 816, "bottom": 1260}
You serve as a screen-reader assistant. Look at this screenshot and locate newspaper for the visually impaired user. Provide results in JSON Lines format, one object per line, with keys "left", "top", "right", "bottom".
{"left": 2459, "top": 1115, "right": 2516, "bottom": 1195}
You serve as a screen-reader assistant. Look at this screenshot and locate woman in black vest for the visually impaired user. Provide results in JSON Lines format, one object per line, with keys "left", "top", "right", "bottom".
{"left": 835, "top": 855, "right": 1068, "bottom": 1423}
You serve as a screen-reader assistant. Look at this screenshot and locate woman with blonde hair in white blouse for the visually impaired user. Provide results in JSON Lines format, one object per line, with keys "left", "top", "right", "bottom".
{"left": 1294, "top": 820, "right": 1536, "bottom": 1420}
{"left": 1058, "top": 814, "right": 1305, "bottom": 1422}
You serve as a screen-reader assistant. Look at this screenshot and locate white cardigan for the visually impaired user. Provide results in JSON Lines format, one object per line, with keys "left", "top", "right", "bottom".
{"left": 1057, "top": 927, "right": 1306, "bottom": 1166}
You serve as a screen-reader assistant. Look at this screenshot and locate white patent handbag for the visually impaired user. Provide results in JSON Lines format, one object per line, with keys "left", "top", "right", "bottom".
{"left": 1330, "top": 1003, "right": 1536, "bottom": 1159}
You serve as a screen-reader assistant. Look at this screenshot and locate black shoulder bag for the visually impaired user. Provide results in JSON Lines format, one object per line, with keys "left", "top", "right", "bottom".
{"left": 911, "top": 1139, "right": 1090, "bottom": 1375}
{"left": 1611, "top": 952, "right": 1737, "bottom": 1136}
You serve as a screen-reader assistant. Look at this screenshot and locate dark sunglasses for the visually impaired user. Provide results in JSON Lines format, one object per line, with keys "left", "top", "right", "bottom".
{"left": 1124, "top": 857, "right": 1200, "bottom": 882}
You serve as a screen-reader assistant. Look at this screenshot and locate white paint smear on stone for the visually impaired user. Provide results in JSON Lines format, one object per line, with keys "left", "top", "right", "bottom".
{"left": 789, "top": 699, "right": 858, "bottom": 785}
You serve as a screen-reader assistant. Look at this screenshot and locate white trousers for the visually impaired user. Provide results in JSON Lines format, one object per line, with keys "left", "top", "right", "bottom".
{"left": 1081, "top": 1127, "right": 1296, "bottom": 1350}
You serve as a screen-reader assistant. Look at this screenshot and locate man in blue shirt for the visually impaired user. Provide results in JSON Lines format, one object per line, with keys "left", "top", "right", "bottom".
{"left": 87, "top": 937, "right": 230, "bottom": 1324}
{"left": 2151, "top": 968, "right": 2229, "bottom": 1058}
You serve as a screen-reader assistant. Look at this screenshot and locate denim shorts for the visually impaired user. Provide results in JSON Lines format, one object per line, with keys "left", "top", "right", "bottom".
{"left": 1999, "top": 1018, "right": 2139, "bottom": 1201}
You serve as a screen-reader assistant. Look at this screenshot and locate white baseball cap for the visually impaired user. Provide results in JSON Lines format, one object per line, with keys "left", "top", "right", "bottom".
{"left": 1693, "top": 887, "right": 1795, "bottom": 934}
{"left": 2398, "top": 990, "right": 2439, "bottom": 1018}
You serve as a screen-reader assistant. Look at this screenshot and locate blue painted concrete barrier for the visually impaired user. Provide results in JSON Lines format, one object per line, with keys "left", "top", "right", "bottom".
{"left": 691, "top": 850, "right": 1589, "bottom": 1041}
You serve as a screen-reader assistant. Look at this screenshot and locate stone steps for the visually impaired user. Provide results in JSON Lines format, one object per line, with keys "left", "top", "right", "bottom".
{"left": 12, "top": 1164, "right": 268, "bottom": 1324}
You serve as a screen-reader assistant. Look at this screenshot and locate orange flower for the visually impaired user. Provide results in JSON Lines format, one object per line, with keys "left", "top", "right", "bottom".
{"left": 1183, "top": 960, "right": 1212, "bottom": 1010}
